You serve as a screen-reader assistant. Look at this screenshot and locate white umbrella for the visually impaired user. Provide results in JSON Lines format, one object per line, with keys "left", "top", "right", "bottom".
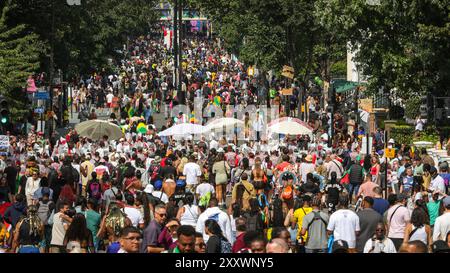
{"left": 75, "top": 119, "right": 124, "bottom": 141}
{"left": 158, "top": 123, "right": 207, "bottom": 136}
{"left": 205, "top": 117, "right": 244, "bottom": 131}
{"left": 267, "top": 117, "right": 313, "bottom": 135}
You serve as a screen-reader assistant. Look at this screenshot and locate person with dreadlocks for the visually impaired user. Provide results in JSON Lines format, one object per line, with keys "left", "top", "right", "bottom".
{"left": 11, "top": 205, "right": 44, "bottom": 253}
{"left": 97, "top": 202, "right": 132, "bottom": 253}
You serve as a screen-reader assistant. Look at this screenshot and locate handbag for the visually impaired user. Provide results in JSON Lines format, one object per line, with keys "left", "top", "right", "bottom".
{"left": 340, "top": 171, "right": 350, "bottom": 185}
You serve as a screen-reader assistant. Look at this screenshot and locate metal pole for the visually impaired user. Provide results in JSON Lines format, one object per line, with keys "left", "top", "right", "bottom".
{"left": 177, "top": 0, "right": 183, "bottom": 100}
{"left": 48, "top": 0, "right": 55, "bottom": 138}
{"left": 366, "top": 132, "right": 370, "bottom": 155}
{"left": 173, "top": 0, "right": 178, "bottom": 90}
{"left": 384, "top": 130, "right": 388, "bottom": 198}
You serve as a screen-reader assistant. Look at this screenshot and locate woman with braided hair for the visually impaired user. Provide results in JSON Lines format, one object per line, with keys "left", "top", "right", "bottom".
{"left": 97, "top": 202, "right": 132, "bottom": 253}
{"left": 11, "top": 205, "right": 44, "bottom": 253}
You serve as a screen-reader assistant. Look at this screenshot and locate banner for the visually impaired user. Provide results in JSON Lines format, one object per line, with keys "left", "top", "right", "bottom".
{"left": 281, "top": 65, "right": 295, "bottom": 79}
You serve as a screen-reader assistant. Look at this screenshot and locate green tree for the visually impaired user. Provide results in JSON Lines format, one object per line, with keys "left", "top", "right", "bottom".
{"left": 6, "top": 0, "right": 159, "bottom": 79}
{"left": 0, "top": 2, "right": 43, "bottom": 119}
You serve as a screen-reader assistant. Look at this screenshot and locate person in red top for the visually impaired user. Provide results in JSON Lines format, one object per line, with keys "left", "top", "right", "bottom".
{"left": 275, "top": 155, "right": 292, "bottom": 174}
{"left": 232, "top": 217, "right": 247, "bottom": 253}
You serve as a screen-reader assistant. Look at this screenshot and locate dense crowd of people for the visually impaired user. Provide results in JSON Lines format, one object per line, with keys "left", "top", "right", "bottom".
{"left": 1, "top": 31, "right": 449, "bottom": 254}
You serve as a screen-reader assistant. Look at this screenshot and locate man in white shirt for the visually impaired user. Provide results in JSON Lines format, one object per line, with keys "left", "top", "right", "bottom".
{"left": 327, "top": 193, "right": 360, "bottom": 252}
{"left": 93, "top": 160, "right": 110, "bottom": 181}
{"left": 106, "top": 92, "right": 114, "bottom": 108}
{"left": 183, "top": 155, "right": 202, "bottom": 193}
{"left": 195, "top": 180, "right": 215, "bottom": 203}
{"left": 429, "top": 167, "right": 446, "bottom": 195}
{"left": 122, "top": 194, "right": 144, "bottom": 229}
{"left": 152, "top": 183, "right": 169, "bottom": 204}
{"left": 300, "top": 155, "right": 316, "bottom": 183}
{"left": 50, "top": 202, "right": 72, "bottom": 253}
{"left": 433, "top": 196, "right": 450, "bottom": 242}
{"left": 196, "top": 198, "right": 232, "bottom": 243}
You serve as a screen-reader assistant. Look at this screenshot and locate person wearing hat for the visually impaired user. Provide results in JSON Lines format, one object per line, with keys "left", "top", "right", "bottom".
{"left": 299, "top": 155, "right": 315, "bottom": 184}
{"left": 432, "top": 196, "right": 450, "bottom": 242}
{"left": 386, "top": 193, "right": 411, "bottom": 251}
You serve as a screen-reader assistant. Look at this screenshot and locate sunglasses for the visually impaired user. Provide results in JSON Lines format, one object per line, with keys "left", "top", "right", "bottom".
{"left": 195, "top": 243, "right": 206, "bottom": 248}
{"left": 376, "top": 229, "right": 385, "bottom": 232}
{"left": 157, "top": 213, "right": 167, "bottom": 217}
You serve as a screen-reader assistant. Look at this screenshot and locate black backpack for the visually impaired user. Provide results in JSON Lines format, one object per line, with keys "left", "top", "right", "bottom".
{"left": 271, "top": 196, "right": 284, "bottom": 227}
{"left": 306, "top": 211, "right": 328, "bottom": 232}
{"left": 147, "top": 192, "right": 164, "bottom": 207}
{"left": 243, "top": 212, "right": 261, "bottom": 232}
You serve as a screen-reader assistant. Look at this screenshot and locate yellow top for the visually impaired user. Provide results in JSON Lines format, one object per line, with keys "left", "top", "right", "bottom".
{"left": 292, "top": 207, "right": 313, "bottom": 241}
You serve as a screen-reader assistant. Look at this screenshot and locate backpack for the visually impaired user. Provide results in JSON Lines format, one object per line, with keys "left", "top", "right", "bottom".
{"left": 89, "top": 182, "right": 102, "bottom": 200}
{"left": 72, "top": 167, "right": 80, "bottom": 184}
{"left": 199, "top": 191, "right": 211, "bottom": 207}
{"left": 235, "top": 182, "right": 251, "bottom": 209}
{"left": 271, "top": 197, "right": 284, "bottom": 227}
{"left": 281, "top": 185, "right": 293, "bottom": 200}
{"left": 243, "top": 212, "right": 261, "bottom": 232}
{"left": 37, "top": 200, "right": 54, "bottom": 225}
{"left": 147, "top": 192, "right": 165, "bottom": 207}
{"left": 306, "top": 211, "right": 328, "bottom": 233}
{"left": 326, "top": 184, "right": 341, "bottom": 202}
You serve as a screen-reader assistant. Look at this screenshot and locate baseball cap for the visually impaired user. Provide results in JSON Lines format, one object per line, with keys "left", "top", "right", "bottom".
{"left": 332, "top": 240, "right": 349, "bottom": 253}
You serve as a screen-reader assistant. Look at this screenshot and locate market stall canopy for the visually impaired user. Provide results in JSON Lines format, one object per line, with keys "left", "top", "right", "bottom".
{"left": 333, "top": 79, "right": 366, "bottom": 93}
{"left": 75, "top": 120, "right": 124, "bottom": 141}
{"left": 158, "top": 123, "right": 207, "bottom": 136}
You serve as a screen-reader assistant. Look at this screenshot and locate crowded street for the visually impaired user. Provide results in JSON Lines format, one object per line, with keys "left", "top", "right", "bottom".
{"left": 0, "top": 0, "right": 449, "bottom": 256}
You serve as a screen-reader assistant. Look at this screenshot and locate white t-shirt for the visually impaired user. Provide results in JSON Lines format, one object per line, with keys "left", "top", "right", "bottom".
{"left": 363, "top": 237, "right": 397, "bottom": 253}
{"left": 195, "top": 183, "right": 215, "bottom": 198}
{"left": 183, "top": 162, "right": 202, "bottom": 185}
{"left": 432, "top": 212, "right": 450, "bottom": 242}
{"left": 122, "top": 207, "right": 144, "bottom": 228}
{"left": 430, "top": 175, "right": 446, "bottom": 194}
{"left": 106, "top": 93, "right": 114, "bottom": 104}
{"left": 327, "top": 209, "right": 361, "bottom": 248}
{"left": 300, "top": 163, "right": 316, "bottom": 183}
{"left": 93, "top": 165, "right": 110, "bottom": 179}
{"left": 180, "top": 204, "right": 200, "bottom": 227}
{"left": 152, "top": 191, "right": 169, "bottom": 204}
{"left": 196, "top": 207, "right": 233, "bottom": 243}
{"left": 51, "top": 212, "right": 70, "bottom": 246}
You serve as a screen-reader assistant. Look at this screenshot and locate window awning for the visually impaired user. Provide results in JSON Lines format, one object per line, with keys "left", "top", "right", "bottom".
{"left": 333, "top": 79, "right": 366, "bottom": 93}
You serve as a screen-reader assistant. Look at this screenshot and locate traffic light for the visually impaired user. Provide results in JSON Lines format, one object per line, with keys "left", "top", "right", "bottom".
{"left": 0, "top": 96, "right": 9, "bottom": 125}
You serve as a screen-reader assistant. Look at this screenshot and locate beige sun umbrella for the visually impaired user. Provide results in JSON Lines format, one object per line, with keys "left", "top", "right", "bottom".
{"left": 267, "top": 117, "right": 313, "bottom": 135}
{"left": 205, "top": 117, "right": 245, "bottom": 131}
{"left": 75, "top": 119, "right": 124, "bottom": 141}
